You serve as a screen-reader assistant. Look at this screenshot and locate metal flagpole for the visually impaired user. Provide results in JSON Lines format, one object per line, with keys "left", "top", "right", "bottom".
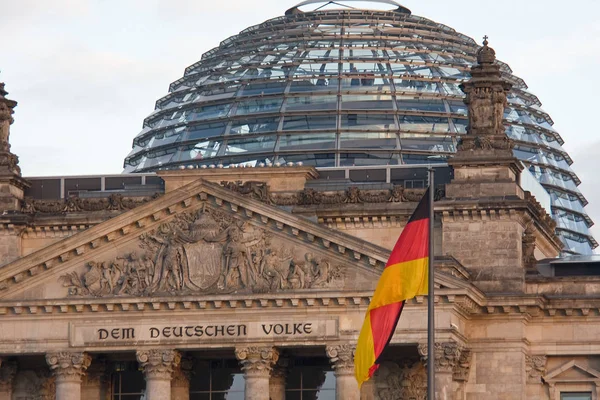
{"left": 427, "top": 167, "right": 435, "bottom": 399}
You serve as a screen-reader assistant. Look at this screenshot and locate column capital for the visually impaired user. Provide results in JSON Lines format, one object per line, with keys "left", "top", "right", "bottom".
{"left": 326, "top": 344, "right": 355, "bottom": 376}
{"left": 418, "top": 342, "right": 469, "bottom": 376}
{"left": 136, "top": 349, "right": 181, "bottom": 381}
{"left": 235, "top": 346, "right": 279, "bottom": 377}
{"left": 0, "top": 359, "right": 17, "bottom": 392}
{"left": 46, "top": 352, "right": 91, "bottom": 383}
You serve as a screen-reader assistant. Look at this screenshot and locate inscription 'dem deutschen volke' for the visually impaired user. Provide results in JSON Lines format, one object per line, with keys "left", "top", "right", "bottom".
{"left": 98, "top": 322, "right": 314, "bottom": 341}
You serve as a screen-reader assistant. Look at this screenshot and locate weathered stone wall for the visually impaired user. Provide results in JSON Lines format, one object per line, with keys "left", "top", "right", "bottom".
{"left": 442, "top": 215, "right": 524, "bottom": 292}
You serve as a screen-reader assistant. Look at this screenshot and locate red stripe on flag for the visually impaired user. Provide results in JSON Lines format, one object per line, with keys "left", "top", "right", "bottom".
{"left": 386, "top": 218, "right": 429, "bottom": 267}
{"left": 368, "top": 301, "right": 405, "bottom": 376}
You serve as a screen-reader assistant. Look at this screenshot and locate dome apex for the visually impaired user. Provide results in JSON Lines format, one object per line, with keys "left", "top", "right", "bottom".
{"left": 286, "top": 0, "right": 411, "bottom": 15}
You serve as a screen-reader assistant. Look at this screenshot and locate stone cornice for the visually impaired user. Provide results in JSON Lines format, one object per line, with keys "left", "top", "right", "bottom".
{"left": 0, "top": 178, "right": 395, "bottom": 298}
{"left": 0, "top": 284, "right": 595, "bottom": 321}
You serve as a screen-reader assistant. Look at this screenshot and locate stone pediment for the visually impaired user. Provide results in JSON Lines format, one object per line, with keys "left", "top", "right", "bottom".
{"left": 0, "top": 178, "right": 395, "bottom": 301}
{"left": 544, "top": 360, "right": 600, "bottom": 383}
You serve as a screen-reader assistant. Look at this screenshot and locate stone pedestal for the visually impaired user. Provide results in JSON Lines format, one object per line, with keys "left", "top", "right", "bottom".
{"left": 137, "top": 349, "right": 181, "bottom": 400}
{"left": 235, "top": 346, "right": 279, "bottom": 400}
{"left": 0, "top": 360, "right": 17, "bottom": 400}
{"left": 171, "top": 356, "right": 193, "bottom": 400}
{"left": 326, "top": 345, "right": 359, "bottom": 400}
{"left": 46, "top": 352, "right": 92, "bottom": 400}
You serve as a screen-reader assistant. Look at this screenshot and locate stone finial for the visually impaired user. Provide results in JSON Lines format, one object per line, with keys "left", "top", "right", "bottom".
{"left": 477, "top": 36, "right": 496, "bottom": 64}
{"left": 0, "top": 83, "right": 17, "bottom": 153}
{"left": 136, "top": 349, "right": 181, "bottom": 380}
{"left": 326, "top": 344, "right": 356, "bottom": 375}
{"left": 235, "top": 346, "right": 279, "bottom": 376}
{"left": 46, "top": 352, "right": 92, "bottom": 382}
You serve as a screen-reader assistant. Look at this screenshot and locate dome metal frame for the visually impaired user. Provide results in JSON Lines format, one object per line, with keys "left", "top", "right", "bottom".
{"left": 124, "top": 6, "right": 596, "bottom": 254}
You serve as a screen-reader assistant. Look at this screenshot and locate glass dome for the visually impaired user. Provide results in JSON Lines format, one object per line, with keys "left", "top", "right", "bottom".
{"left": 123, "top": 1, "right": 596, "bottom": 254}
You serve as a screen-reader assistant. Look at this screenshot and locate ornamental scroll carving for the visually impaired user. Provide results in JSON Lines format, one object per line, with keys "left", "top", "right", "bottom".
{"left": 136, "top": 350, "right": 181, "bottom": 380}
{"left": 46, "top": 352, "right": 91, "bottom": 382}
{"left": 375, "top": 360, "right": 427, "bottom": 400}
{"left": 221, "top": 181, "right": 443, "bottom": 206}
{"left": 60, "top": 207, "right": 344, "bottom": 297}
{"left": 21, "top": 193, "right": 158, "bottom": 214}
{"left": 418, "top": 342, "right": 471, "bottom": 380}
{"left": 525, "top": 355, "right": 547, "bottom": 383}
{"left": 326, "top": 344, "right": 355, "bottom": 374}
{"left": 235, "top": 347, "right": 279, "bottom": 376}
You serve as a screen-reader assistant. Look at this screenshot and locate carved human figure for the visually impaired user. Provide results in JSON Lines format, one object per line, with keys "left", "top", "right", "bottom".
{"left": 260, "top": 250, "right": 291, "bottom": 290}
{"left": 221, "top": 225, "right": 254, "bottom": 289}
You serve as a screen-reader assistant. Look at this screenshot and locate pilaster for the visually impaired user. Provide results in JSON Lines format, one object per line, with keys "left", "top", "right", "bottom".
{"left": 136, "top": 349, "right": 181, "bottom": 400}
{"left": 326, "top": 344, "right": 359, "bottom": 400}
{"left": 0, "top": 360, "right": 17, "bottom": 400}
{"left": 269, "top": 357, "right": 288, "bottom": 400}
{"left": 46, "top": 352, "right": 91, "bottom": 400}
{"left": 171, "top": 355, "right": 193, "bottom": 400}
{"left": 235, "top": 346, "right": 279, "bottom": 400}
{"left": 81, "top": 359, "right": 107, "bottom": 400}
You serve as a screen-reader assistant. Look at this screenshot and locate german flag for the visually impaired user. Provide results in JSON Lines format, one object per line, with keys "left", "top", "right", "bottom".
{"left": 354, "top": 188, "right": 430, "bottom": 387}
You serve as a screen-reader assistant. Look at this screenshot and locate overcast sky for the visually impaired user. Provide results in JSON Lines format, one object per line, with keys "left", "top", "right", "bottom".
{"left": 1, "top": 0, "right": 599, "bottom": 240}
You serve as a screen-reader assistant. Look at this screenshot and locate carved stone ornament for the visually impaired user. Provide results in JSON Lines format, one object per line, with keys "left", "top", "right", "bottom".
{"left": 418, "top": 342, "right": 470, "bottom": 378}
{"left": 525, "top": 355, "right": 547, "bottom": 384}
{"left": 60, "top": 207, "right": 345, "bottom": 297}
{"left": 453, "top": 348, "right": 472, "bottom": 382}
{"left": 375, "top": 360, "right": 427, "bottom": 400}
{"left": 136, "top": 349, "right": 181, "bottom": 380}
{"left": 235, "top": 346, "right": 279, "bottom": 376}
{"left": 45, "top": 352, "right": 91, "bottom": 382}
{"left": 326, "top": 344, "right": 355, "bottom": 375}
{"left": 457, "top": 38, "right": 514, "bottom": 156}
{"left": 0, "top": 83, "right": 17, "bottom": 153}
{"left": 0, "top": 360, "right": 17, "bottom": 391}
{"left": 522, "top": 226, "right": 537, "bottom": 272}
{"left": 220, "top": 181, "right": 444, "bottom": 206}
{"left": 21, "top": 193, "right": 158, "bottom": 214}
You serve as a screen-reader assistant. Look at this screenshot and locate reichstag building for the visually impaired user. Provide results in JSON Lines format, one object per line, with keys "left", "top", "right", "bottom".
{"left": 0, "top": 1, "right": 598, "bottom": 400}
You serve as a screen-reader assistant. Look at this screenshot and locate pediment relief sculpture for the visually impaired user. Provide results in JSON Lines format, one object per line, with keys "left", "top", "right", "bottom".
{"left": 59, "top": 206, "right": 344, "bottom": 297}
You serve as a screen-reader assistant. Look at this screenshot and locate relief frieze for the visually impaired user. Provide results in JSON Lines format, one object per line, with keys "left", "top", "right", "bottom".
{"left": 59, "top": 207, "right": 344, "bottom": 297}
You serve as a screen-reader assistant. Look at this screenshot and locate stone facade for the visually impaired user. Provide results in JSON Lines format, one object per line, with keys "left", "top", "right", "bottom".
{"left": 0, "top": 41, "right": 598, "bottom": 400}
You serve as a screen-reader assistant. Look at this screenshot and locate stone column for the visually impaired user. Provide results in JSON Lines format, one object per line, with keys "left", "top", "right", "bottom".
{"left": 269, "top": 358, "right": 288, "bottom": 400}
{"left": 136, "top": 349, "right": 180, "bottom": 400}
{"left": 46, "top": 352, "right": 92, "bottom": 400}
{"left": 171, "top": 356, "right": 193, "bottom": 400}
{"left": 326, "top": 344, "right": 359, "bottom": 400}
{"left": 235, "top": 346, "right": 279, "bottom": 400}
{"left": 0, "top": 360, "right": 17, "bottom": 400}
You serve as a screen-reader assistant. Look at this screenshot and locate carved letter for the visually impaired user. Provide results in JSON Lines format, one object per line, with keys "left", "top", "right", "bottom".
{"left": 150, "top": 327, "right": 160, "bottom": 338}
{"left": 304, "top": 323, "right": 313, "bottom": 334}
{"left": 262, "top": 324, "right": 273, "bottom": 335}
{"left": 98, "top": 329, "right": 109, "bottom": 340}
